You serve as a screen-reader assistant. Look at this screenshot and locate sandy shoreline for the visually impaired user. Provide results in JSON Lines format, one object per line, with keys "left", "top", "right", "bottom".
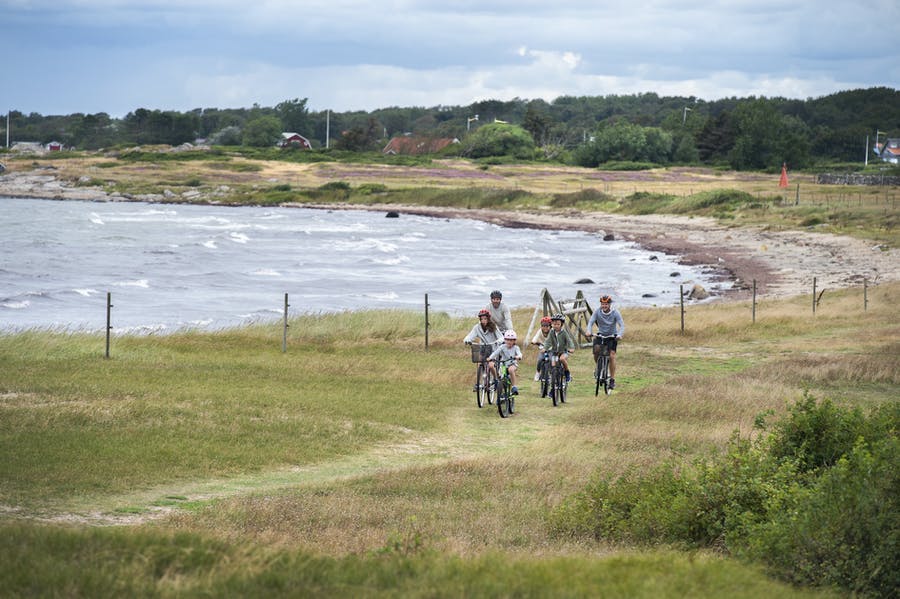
{"left": 292, "top": 203, "right": 899, "bottom": 302}
{"left": 2, "top": 170, "right": 897, "bottom": 301}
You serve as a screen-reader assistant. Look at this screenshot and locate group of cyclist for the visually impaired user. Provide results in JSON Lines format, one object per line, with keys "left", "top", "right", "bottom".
{"left": 464, "top": 290, "right": 625, "bottom": 404}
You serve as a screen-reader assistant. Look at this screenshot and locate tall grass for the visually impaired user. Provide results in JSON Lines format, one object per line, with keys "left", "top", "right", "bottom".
{"left": 1, "top": 283, "right": 896, "bottom": 596}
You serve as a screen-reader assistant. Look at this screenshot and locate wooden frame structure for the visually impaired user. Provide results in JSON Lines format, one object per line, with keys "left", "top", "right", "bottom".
{"left": 523, "top": 287, "right": 596, "bottom": 350}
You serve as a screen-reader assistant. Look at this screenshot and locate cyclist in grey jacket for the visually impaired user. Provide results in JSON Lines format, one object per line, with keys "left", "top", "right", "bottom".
{"left": 586, "top": 294, "right": 625, "bottom": 389}
{"left": 485, "top": 290, "right": 513, "bottom": 334}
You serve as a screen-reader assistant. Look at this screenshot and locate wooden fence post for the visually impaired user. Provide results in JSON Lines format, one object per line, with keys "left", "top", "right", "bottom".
{"left": 105, "top": 292, "right": 112, "bottom": 359}
{"left": 424, "top": 293, "right": 430, "bottom": 351}
{"left": 680, "top": 284, "right": 685, "bottom": 333}
{"left": 282, "top": 293, "right": 289, "bottom": 353}
{"left": 752, "top": 279, "right": 757, "bottom": 323}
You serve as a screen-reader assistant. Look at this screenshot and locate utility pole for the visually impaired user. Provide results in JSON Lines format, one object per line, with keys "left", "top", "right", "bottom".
{"left": 5, "top": 111, "right": 9, "bottom": 149}
{"left": 682, "top": 106, "right": 692, "bottom": 125}
{"left": 325, "top": 109, "right": 330, "bottom": 149}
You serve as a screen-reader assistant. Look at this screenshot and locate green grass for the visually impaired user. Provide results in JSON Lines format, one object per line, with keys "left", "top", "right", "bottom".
{"left": 1, "top": 284, "right": 896, "bottom": 596}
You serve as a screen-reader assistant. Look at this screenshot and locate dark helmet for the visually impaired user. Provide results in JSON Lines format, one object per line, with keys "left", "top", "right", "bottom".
{"left": 490, "top": 290, "right": 502, "bottom": 299}
{"left": 478, "top": 309, "right": 491, "bottom": 318}
{"left": 551, "top": 313, "right": 565, "bottom": 322}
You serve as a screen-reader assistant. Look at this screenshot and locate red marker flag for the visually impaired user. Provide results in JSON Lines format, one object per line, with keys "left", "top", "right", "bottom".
{"left": 779, "top": 163, "right": 789, "bottom": 188}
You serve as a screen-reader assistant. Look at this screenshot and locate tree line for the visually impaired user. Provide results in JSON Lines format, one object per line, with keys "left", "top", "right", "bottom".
{"left": 3, "top": 87, "right": 898, "bottom": 170}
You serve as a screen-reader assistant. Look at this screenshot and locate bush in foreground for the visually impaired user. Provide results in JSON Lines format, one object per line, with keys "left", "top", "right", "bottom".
{"left": 551, "top": 395, "right": 899, "bottom": 597}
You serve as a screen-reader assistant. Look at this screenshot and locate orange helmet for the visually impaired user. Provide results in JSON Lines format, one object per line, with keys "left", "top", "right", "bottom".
{"left": 540, "top": 316, "right": 552, "bottom": 325}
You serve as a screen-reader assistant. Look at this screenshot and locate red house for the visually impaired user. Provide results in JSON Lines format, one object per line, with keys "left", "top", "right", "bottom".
{"left": 279, "top": 132, "right": 311, "bottom": 149}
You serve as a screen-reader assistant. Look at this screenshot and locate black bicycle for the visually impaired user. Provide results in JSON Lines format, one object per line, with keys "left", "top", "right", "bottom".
{"left": 549, "top": 352, "right": 567, "bottom": 406}
{"left": 492, "top": 357, "right": 517, "bottom": 418}
{"left": 593, "top": 335, "right": 615, "bottom": 396}
{"left": 470, "top": 343, "right": 496, "bottom": 408}
{"left": 537, "top": 351, "right": 551, "bottom": 399}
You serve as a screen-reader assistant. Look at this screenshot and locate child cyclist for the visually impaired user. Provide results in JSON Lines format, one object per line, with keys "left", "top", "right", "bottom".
{"left": 586, "top": 294, "right": 625, "bottom": 389}
{"left": 545, "top": 313, "right": 576, "bottom": 383}
{"left": 487, "top": 330, "right": 523, "bottom": 395}
{"left": 530, "top": 315, "right": 553, "bottom": 381}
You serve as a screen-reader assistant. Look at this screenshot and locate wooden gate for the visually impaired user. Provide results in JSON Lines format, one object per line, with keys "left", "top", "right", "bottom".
{"left": 523, "top": 288, "right": 595, "bottom": 350}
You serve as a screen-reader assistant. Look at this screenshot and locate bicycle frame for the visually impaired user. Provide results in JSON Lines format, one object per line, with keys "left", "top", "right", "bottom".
{"left": 593, "top": 335, "right": 615, "bottom": 396}
{"left": 548, "top": 352, "right": 567, "bottom": 406}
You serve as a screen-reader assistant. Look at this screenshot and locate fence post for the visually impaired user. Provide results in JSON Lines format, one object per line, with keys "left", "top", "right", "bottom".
{"left": 795, "top": 183, "right": 800, "bottom": 205}
{"left": 812, "top": 277, "right": 817, "bottom": 315}
{"left": 424, "top": 293, "right": 430, "bottom": 351}
{"left": 864, "top": 279, "right": 868, "bottom": 311}
{"left": 680, "top": 284, "right": 685, "bottom": 333}
{"left": 282, "top": 293, "right": 289, "bottom": 353}
{"left": 105, "top": 292, "right": 112, "bottom": 359}
{"left": 752, "top": 279, "right": 757, "bottom": 323}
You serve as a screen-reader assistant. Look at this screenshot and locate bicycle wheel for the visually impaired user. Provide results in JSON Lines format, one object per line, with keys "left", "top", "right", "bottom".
{"left": 476, "top": 363, "right": 486, "bottom": 408}
{"left": 551, "top": 365, "right": 561, "bottom": 407}
{"left": 486, "top": 369, "right": 497, "bottom": 405}
{"left": 497, "top": 382, "right": 510, "bottom": 418}
{"left": 602, "top": 358, "right": 611, "bottom": 396}
{"left": 594, "top": 359, "right": 601, "bottom": 396}
{"left": 560, "top": 372, "right": 568, "bottom": 403}
{"left": 539, "top": 361, "right": 550, "bottom": 398}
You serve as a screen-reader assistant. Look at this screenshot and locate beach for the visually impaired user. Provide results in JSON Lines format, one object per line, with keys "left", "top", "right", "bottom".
{"left": 2, "top": 169, "right": 898, "bottom": 301}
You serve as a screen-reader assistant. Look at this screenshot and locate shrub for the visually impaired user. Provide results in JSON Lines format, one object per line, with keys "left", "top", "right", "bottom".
{"left": 551, "top": 395, "right": 899, "bottom": 597}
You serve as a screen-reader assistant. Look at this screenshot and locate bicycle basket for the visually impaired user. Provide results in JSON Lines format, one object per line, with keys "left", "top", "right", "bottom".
{"left": 595, "top": 344, "right": 611, "bottom": 357}
{"left": 470, "top": 344, "right": 493, "bottom": 363}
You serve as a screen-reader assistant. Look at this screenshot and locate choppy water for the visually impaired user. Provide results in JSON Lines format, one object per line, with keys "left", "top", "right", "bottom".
{"left": 1, "top": 197, "right": 728, "bottom": 334}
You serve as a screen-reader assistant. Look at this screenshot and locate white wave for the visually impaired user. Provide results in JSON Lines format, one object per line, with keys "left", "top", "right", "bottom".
{"left": 202, "top": 240, "right": 218, "bottom": 249}
{"left": 364, "top": 291, "right": 399, "bottom": 301}
{"left": 371, "top": 256, "right": 410, "bottom": 266}
{"left": 334, "top": 238, "right": 397, "bottom": 253}
{"left": 229, "top": 232, "right": 250, "bottom": 244}
{"left": 115, "top": 279, "right": 150, "bottom": 288}
{"left": 73, "top": 288, "right": 99, "bottom": 297}
{"left": 89, "top": 212, "right": 104, "bottom": 225}
{"left": 1, "top": 300, "right": 30, "bottom": 309}
{"left": 469, "top": 274, "right": 508, "bottom": 285}
{"left": 251, "top": 269, "right": 282, "bottom": 277}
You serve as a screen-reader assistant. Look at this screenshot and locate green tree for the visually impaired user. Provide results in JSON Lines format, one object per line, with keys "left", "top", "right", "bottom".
{"left": 462, "top": 122, "right": 536, "bottom": 159}
{"left": 276, "top": 98, "right": 310, "bottom": 135}
{"left": 242, "top": 115, "right": 282, "bottom": 147}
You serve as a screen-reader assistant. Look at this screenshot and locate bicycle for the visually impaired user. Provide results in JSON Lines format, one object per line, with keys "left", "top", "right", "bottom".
{"left": 470, "top": 343, "right": 496, "bottom": 408}
{"left": 548, "top": 352, "right": 568, "bottom": 406}
{"left": 537, "top": 351, "right": 551, "bottom": 398}
{"left": 593, "top": 335, "right": 615, "bottom": 396}
{"left": 492, "top": 357, "right": 517, "bottom": 418}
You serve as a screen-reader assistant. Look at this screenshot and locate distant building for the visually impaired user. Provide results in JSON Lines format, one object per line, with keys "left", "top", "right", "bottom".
{"left": 874, "top": 138, "right": 900, "bottom": 164}
{"left": 382, "top": 136, "right": 459, "bottom": 156}
{"left": 10, "top": 141, "right": 44, "bottom": 154}
{"left": 46, "top": 141, "right": 63, "bottom": 151}
{"left": 279, "top": 132, "right": 312, "bottom": 149}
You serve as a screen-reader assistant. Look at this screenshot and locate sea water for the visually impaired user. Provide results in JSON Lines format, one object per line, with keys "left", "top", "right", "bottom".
{"left": 0, "top": 197, "right": 728, "bottom": 334}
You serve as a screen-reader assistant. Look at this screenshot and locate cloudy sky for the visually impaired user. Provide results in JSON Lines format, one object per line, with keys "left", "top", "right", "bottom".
{"left": 5, "top": 0, "right": 898, "bottom": 117}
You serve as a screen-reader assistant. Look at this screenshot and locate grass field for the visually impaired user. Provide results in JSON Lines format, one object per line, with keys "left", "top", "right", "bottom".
{"left": 2, "top": 279, "right": 895, "bottom": 597}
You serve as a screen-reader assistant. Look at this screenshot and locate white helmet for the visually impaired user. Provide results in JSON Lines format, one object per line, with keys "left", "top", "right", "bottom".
{"left": 503, "top": 330, "right": 517, "bottom": 340}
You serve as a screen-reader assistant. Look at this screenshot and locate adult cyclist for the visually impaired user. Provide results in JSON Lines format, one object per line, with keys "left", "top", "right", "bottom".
{"left": 586, "top": 294, "right": 625, "bottom": 390}
{"left": 485, "top": 290, "right": 513, "bottom": 335}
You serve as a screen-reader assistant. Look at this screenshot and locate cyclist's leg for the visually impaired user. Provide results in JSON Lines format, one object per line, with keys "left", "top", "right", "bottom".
{"left": 509, "top": 363, "right": 518, "bottom": 393}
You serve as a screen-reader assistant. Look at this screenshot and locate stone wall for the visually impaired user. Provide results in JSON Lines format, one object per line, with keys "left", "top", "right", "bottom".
{"left": 815, "top": 173, "right": 900, "bottom": 186}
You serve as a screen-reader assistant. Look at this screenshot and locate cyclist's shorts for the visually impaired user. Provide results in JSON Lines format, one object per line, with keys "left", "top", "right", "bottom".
{"left": 592, "top": 337, "right": 618, "bottom": 352}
